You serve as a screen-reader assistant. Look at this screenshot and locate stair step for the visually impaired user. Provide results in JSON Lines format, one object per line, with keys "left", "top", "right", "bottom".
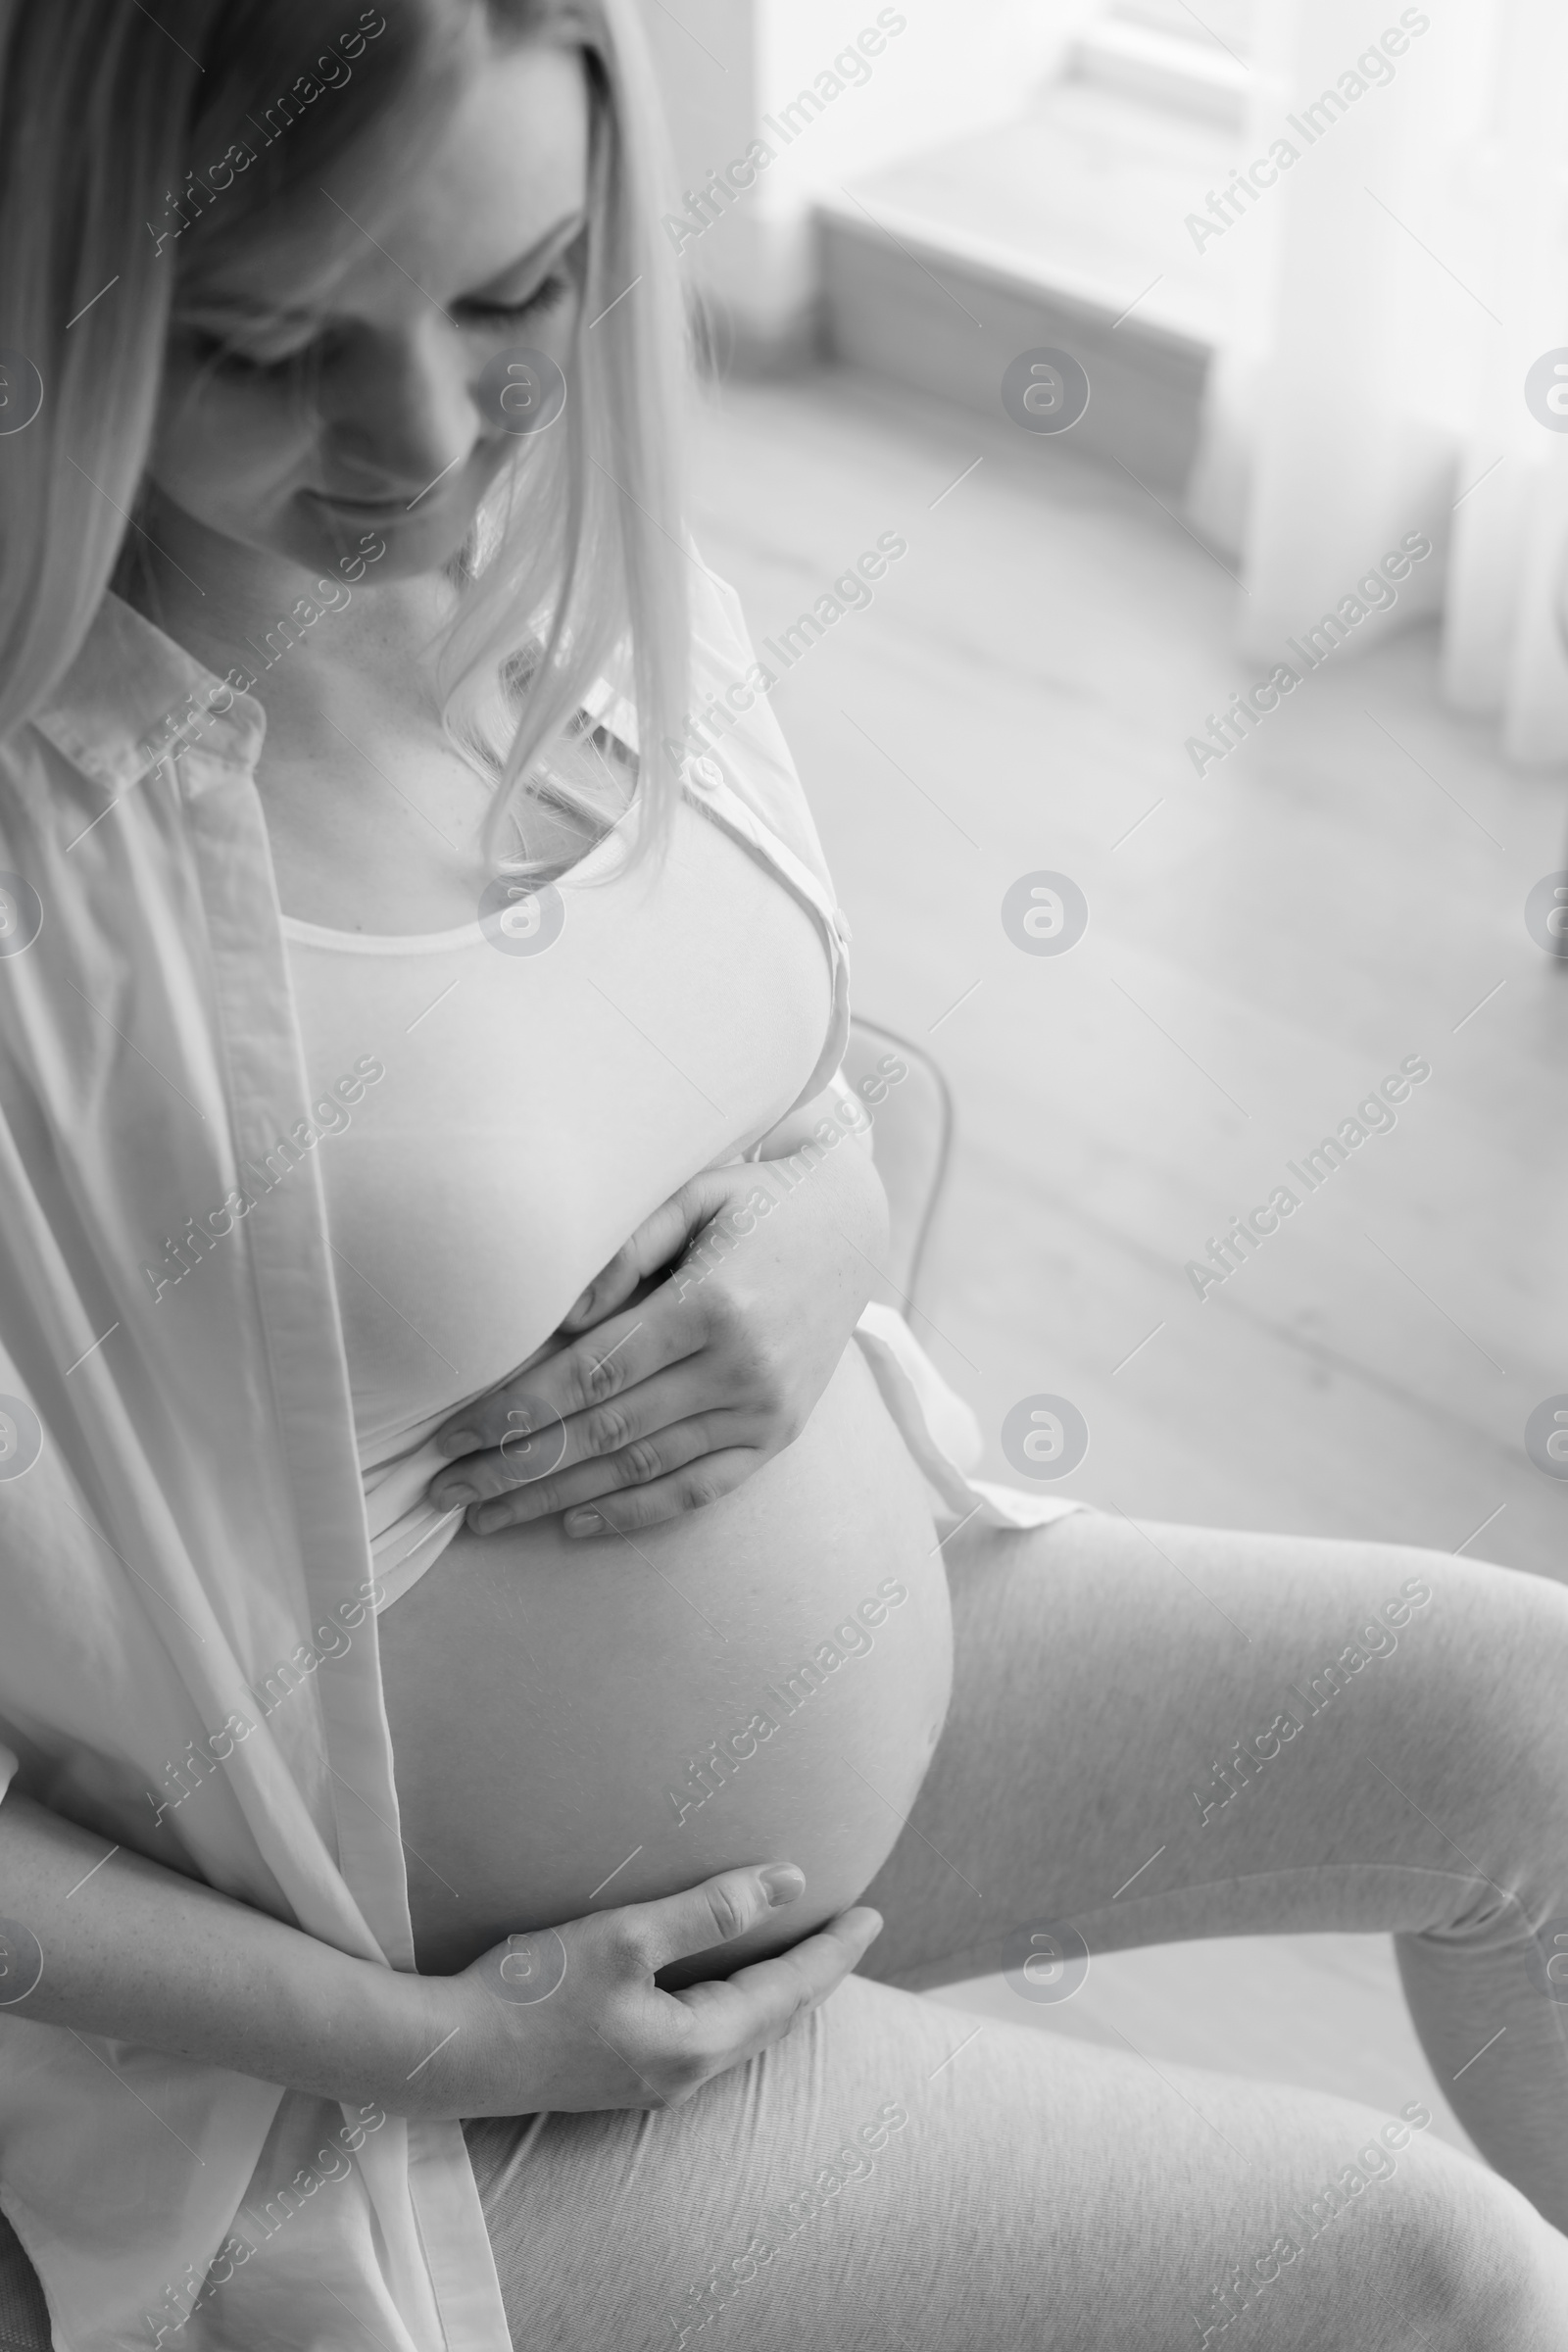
{"left": 1070, "top": 14, "right": 1250, "bottom": 128}
{"left": 1108, "top": 0, "right": 1255, "bottom": 54}
{"left": 818, "top": 80, "right": 1243, "bottom": 491}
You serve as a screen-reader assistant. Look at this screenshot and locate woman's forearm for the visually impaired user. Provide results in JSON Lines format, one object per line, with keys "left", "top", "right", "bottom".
{"left": 0, "top": 1791, "right": 443, "bottom": 2109}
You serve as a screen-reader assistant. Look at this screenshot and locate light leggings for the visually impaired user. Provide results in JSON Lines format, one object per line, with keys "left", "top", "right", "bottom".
{"left": 466, "top": 1512, "right": 1568, "bottom": 2349}
{"left": 4, "top": 1514, "right": 1567, "bottom": 2349}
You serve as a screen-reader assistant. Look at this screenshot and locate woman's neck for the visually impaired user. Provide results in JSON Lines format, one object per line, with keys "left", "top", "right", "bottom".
{"left": 119, "top": 490, "right": 607, "bottom": 924}
{"left": 124, "top": 490, "right": 454, "bottom": 744}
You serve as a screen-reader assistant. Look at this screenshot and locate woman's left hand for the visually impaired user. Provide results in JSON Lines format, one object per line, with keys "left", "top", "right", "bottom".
{"left": 426, "top": 1104, "right": 889, "bottom": 1540}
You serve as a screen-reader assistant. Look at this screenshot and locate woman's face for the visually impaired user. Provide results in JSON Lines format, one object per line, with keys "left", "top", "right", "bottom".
{"left": 144, "top": 37, "right": 591, "bottom": 581}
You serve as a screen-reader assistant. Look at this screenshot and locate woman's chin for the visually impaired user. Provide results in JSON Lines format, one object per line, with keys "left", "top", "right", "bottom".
{"left": 283, "top": 500, "right": 461, "bottom": 579}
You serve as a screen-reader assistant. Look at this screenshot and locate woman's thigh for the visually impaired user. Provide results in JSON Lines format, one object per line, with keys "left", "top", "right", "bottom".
{"left": 859, "top": 1507, "right": 1568, "bottom": 1981}
{"left": 466, "top": 1972, "right": 1566, "bottom": 2352}
{"left": 857, "top": 1510, "right": 1568, "bottom": 2217}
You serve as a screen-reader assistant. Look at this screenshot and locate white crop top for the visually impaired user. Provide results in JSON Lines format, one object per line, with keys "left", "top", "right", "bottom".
{"left": 282, "top": 774, "right": 834, "bottom": 1607}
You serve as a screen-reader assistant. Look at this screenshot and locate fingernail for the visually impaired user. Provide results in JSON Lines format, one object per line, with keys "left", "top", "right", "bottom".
{"left": 565, "top": 1290, "right": 593, "bottom": 1323}
{"left": 437, "top": 1484, "right": 476, "bottom": 1509}
{"left": 564, "top": 1509, "right": 605, "bottom": 1538}
{"left": 472, "top": 1501, "right": 511, "bottom": 1534}
{"left": 760, "top": 1865, "right": 805, "bottom": 1907}
{"left": 437, "top": 1430, "right": 479, "bottom": 1457}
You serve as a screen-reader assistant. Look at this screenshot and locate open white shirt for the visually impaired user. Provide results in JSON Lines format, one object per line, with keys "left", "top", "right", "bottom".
{"left": 0, "top": 558, "right": 1078, "bottom": 2349}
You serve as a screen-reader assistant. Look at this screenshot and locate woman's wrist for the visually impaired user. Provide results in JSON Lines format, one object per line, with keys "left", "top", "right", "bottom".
{"left": 365, "top": 1960, "right": 535, "bottom": 2123}
{"left": 266, "top": 1937, "right": 448, "bottom": 2114}
{"left": 360, "top": 1962, "right": 478, "bottom": 2118}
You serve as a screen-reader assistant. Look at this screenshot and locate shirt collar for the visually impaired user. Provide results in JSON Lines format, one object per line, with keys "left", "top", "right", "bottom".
{"left": 30, "top": 589, "right": 267, "bottom": 796}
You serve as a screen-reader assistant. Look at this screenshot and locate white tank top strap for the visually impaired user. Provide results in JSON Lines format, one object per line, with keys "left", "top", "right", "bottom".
{"left": 674, "top": 748, "right": 853, "bottom": 1124}
{"left": 578, "top": 542, "right": 855, "bottom": 1126}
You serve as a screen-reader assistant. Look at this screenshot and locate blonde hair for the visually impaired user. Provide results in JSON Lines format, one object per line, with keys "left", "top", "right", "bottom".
{"left": 0, "top": 0, "right": 693, "bottom": 872}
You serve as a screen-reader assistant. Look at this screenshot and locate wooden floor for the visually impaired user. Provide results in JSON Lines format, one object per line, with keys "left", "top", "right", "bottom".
{"left": 689, "top": 361, "right": 1568, "bottom": 2159}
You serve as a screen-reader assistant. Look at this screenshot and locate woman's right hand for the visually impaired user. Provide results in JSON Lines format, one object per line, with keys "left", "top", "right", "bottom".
{"left": 397, "top": 1865, "right": 882, "bottom": 2121}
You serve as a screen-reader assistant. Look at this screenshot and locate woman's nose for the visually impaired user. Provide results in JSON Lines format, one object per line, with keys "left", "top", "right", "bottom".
{"left": 317, "top": 315, "right": 482, "bottom": 500}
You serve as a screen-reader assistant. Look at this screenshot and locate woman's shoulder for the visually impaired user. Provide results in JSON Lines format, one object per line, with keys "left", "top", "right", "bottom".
{"left": 4, "top": 591, "right": 252, "bottom": 813}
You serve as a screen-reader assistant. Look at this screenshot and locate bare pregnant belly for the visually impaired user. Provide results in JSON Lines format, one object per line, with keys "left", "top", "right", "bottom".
{"left": 379, "top": 1343, "right": 953, "bottom": 1983}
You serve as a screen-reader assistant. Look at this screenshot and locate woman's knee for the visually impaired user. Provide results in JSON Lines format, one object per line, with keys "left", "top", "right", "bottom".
{"left": 1432, "top": 1545, "right": 1568, "bottom": 1664}
{"left": 1399, "top": 1548, "right": 1568, "bottom": 1792}
{"left": 1380, "top": 2139, "right": 1568, "bottom": 2351}
{"left": 1423, "top": 2199, "right": 1568, "bottom": 2352}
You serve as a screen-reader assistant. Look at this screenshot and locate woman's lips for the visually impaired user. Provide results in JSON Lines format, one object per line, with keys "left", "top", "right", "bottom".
{"left": 307, "top": 487, "right": 416, "bottom": 516}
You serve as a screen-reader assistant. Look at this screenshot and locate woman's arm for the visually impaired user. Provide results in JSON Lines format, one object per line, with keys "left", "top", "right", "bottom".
{"left": 0, "top": 1790, "right": 880, "bottom": 2121}
{"left": 0, "top": 1789, "right": 432, "bottom": 2108}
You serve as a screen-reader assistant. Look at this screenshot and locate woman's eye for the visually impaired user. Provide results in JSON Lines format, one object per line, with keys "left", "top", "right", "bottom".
{"left": 176, "top": 270, "right": 572, "bottom": 375}
{"left": 467, "top": 271, "right": 572, "bottom": 326}
{"left": 183, "top": 329, "right": 312, "bottom": 378}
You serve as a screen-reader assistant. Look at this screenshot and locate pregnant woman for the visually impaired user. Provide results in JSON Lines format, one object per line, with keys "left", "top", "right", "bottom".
{"left": 1, "top": 5, "right": 1567, "bottom": 2347}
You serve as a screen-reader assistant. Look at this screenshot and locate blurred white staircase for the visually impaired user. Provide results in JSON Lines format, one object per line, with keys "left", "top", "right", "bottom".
{"left": 817, "top": 0, "right": 1253, "bottom": 488}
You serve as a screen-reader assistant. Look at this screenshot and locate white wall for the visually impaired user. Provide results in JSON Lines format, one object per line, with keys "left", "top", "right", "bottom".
{"left": 635, "top": 0, "right": 1098, "bottom": 359}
